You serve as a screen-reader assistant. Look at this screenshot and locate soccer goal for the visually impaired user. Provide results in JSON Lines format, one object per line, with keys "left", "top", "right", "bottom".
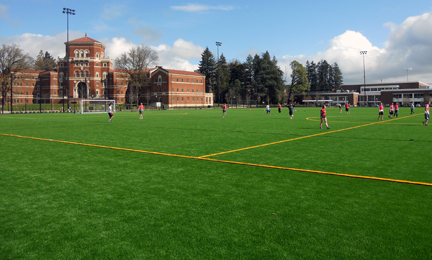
{"left": 79, "top": 100, "right": 116, "bottom": 114}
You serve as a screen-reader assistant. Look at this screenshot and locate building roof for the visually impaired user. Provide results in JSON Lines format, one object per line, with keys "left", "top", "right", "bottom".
{"left": 69, "top": 36, "right": 100, "bottom": 43}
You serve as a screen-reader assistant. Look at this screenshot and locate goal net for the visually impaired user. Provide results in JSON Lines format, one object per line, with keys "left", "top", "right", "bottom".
{"left": 79, "top": 100, "right": 116, "bottom": 114}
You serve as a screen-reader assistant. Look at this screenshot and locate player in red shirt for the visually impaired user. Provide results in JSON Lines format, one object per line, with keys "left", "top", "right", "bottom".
{"left": 278, "top": 103, "right": 282, "bottom": 113}
{"left": 138, "top": 103, "right": 144, "bottom": 119}
{"left": 222, "top": 103, "right": 227, "bottom": 118}
{"left": 320, "top": 105, "right": 330, "bottom": 129}
{"left": 423, "top": 101, "right": 430, "bottom": 126}
{"left": 345, "top": 103, "right": 350, "bottom": 114}
{"left": 378, "top": 102, "right": 384, "bottom": 121}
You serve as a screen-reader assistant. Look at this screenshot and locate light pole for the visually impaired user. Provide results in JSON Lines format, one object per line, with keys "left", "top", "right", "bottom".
{"left": 10, "top": 70, "right": 14, "bottom": 114}
{"left": 216, "top": 41, "right": 222, "bottom": 106}
{"left": 63, "top": 7, "right": 75, "bottom": 113}
{"left": 360, "top": 51, "right": 367, "bottom": 107}
{"left": 404, "top": 68, "right": 412, "bottom": 82}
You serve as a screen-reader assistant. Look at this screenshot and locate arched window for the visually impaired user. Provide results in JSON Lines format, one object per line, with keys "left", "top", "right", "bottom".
{"left": 85, "top": 50, "right": 89, "bottom": 58}
{"left": 76, "top": 71, "right": 79, "bottom": 77}
{"left": 96, "top": 73, "right": 99, "bottom": 78}
{"left": 80, "top": 50, "right": 84, "bottom": 58}
{"left": 85, "top": 71, "right": 89, "bottom": 77}
{"left": 75, "top": 50, "right": 79, "bottom": 57}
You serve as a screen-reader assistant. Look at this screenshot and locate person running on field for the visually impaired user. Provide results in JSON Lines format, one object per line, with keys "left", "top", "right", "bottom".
{"left": 345, "top": 103, "right": 350, "bottom": 114}
{"left": 285, "top": 102, "right": 294, "bottom": 119}
{"left": 266, "top": 104, "right": 271, "bottom": 115}
{"left": 138, "top": 103, "right": 144, "bottom": 119}
{"left": 278, "top": 103, "right": 282, "bottom": 113}
{"left": 338, "top": 104, "right": 342, "bottom": 113}
{"left": 394, "top": 103, "right": 399, "bottom": 117}
{"left": 378, "top": 102, "right": 384, "bottom": 121}
{"left": 320, "top": 105, "right": 330, "bottom": 129}
{"left": 389, "top": 103, "right": 394, "bottom": 119}
{"left": 108, "top": 104, "right": 114, "bottom": 123}
{"left": 411, "top": 103, "right": 415, "bottom": 114}
{"left": 222, "top": 103, "right": 227, "bottom": 118}
{"left": 423, "top": 101, "right": 430, "bottom": 126}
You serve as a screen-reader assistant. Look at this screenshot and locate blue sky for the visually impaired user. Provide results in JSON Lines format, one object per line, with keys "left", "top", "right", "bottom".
{"left": 1, "top": 0, "right": 432, "bottom": 84}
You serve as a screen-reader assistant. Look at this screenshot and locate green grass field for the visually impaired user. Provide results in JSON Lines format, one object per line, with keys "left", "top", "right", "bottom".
{"left": 1, "top": 106, "right": 431, "bottom": 259}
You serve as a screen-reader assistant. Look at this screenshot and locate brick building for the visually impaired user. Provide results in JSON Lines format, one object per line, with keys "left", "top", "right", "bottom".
{"left": 1, "top": 36, "right": 212, "bottom": 108}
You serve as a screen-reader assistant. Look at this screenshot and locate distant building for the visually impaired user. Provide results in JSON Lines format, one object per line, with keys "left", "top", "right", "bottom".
{"left": 292, "top": 81, "right": 431, "bottom": 106}
{"left": 1, "top": 36, "right": 213, "bottom": 108}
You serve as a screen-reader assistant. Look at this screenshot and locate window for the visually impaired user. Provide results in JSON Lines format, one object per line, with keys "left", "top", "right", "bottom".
{"left": 177, "top": 97, "right": 179, "bottom": 101}
{"left": 85, "top": 51, "right": 89, "bottom": 58}
{"left": 26, "top": 92, "right": 28, "bottom": 95}
{"left": 81, "top": 71, "right": 84, "bottom": 77}
{"left": 187, "top": 79, "right": 189, "bottom": 82}
{"left": 182, "top": 79, "right": 184, "bottom": 82}
{"left": 76, "top": 72, "right": 79, "bottom": 77}
{"left": 54, "top": 91, "right": 56, "bottom": 95}
{"left": 75, "top": 51, "right": 79, "bottom": 57}
{"left": 96, "top": 82, "right": 99, "bottom": 86}
{"left": 60, "top": 63, "right": 63, "bottom": 67}
{"left": 154, "top": 78, "right": 157, "bottom": 82}
{"left": 96, "top": 90, "right": 99, "bottom": 95}
{"left": 177, "top": 88, "right": 179, "bottom": 92}
{"left": 182, "top": 97, "right": 184, "bottom": 101}
{"left": 192, "top": 79, "right": 194, "bottom": 83}
{"left": 177, "top": 78, "right": 179, "bottom": 82}
{"left": 192, "top": 97, "right": 195, "bottom": 101}
{"left": 187, "top": 89, "right": 189, "bottom": 92}
{"left": 187, "top": 97, "right": 189, "bottom": 101}
{"left": 121, "top": 91, "right": 123, "bottom": 94}
{"left": 201, "top": 97, "right": 203, "bottom": 101}
{"left": 96, "top": 53, "right": 99, "bottom": 58}
{"left": 393, "top": 94, "right": 402, "bottom": 99}
{"left": 172, "top": 78, "right": 174, "bottom": 82}
{"left": 96, "top": 63, "right": 99, "bottom": 66}
{"left": 414, "top": 93, "right": 423, "bottom": 98}
{"left": 75, "top": 62, "right": 78, "bottom": 66}
{"left": 182, "top": 89, "right": 184, "bottom": 92}
{"left": 85, "top": 71, "right": 89, "bottom": 77}
{"left": 96, "top": 73, "right": 99, "bottom": 78}
{"left": 81, "top": 51, "right": 84, "bottom": 58}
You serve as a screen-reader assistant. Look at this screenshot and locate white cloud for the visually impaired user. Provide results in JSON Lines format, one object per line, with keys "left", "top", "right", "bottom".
{"left": 280, "top": 11, "right": 432, "bottom": 84}
{"left": 170, "top": 4, "right": 235, "bottom": 12}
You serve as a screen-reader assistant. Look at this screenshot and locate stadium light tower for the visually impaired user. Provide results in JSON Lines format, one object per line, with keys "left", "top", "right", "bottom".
{"left": 63, "top": 7, "right": 75, "bottom": 112}
{"left": 404, "top": 68, "right": 412, "bottom": 82}
{"left": 216, "top": 41, "right": 222, "bottom": 106}
{"left": 360, "top": 51, "right": 367, "bottom": 107}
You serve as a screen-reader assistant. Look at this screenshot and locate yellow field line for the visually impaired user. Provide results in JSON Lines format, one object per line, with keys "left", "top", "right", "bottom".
{"left": 199, "top": 114, "right": 420, "bottom": 158}
{"left": 1, "top": 132, "right": 431, "bottom": 187}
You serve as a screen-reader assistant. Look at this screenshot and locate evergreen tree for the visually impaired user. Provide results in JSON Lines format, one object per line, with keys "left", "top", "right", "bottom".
{"left": 332, "top": 62, "right": 343, "bottom": 90}
{"left": 34, "top": 50, "right": 56, "bottom": 71}
{"left": 306, "top": 60, "right": 318, "bottom": 91}
{"left": 198, "top": 47, "right": 216, "bottom": 93}
{"left": 243, "top": 54, "right": 254, "bottom": 100}
{"left": 253, "top": 51, "right": 284, "bottom": 104}
{"left": 218, "top": 54, "right": 230, "bottom": 103}
{"left": 228, "top": 60, "right": 245, "bottom": 100}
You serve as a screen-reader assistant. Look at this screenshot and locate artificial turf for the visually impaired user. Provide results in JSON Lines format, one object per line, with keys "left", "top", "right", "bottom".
{"left": 0, "top": 106, "right": 431, "bottom": 259}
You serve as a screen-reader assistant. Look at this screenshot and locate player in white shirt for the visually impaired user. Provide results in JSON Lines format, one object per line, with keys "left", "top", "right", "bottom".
{"left": 266, "top": 104, "right": 271, "bottom": 115}
{"left": 108, "top": 104, "right": 114, "bottom": 123}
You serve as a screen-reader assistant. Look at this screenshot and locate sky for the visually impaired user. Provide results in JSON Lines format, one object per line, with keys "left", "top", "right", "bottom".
{"left": 1, "top": 0, "right": 432, "bottom": 85}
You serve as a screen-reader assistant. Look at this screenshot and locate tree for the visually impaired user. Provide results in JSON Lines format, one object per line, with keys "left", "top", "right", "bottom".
{"left": 0, "top": 44, "right": 33, "bottom": 113}
{"left": 34, "top": 50, "right": 56, "bottom": 71}
{"left": 115, "top": 45, "right": 158, "bottom": 105}
{"left": 332, "top": 62, "right": 343, "bottom": 90}
{"left": 243, "top": 54, "right": 254, "bottom": 100}
{"left": 306, "top": 60, "right": 318, "bottom": 91}
{"left": 253, "top": 51, "right": 285, "bottom": 104}
{"left": 217, "top": 54, "right": 230, "bottom": 103}
{"left": 198, "top": 47, "right": 216, "bottom": 93}
{"left": 289, "top": 60, "right": 310, "bottom": 102}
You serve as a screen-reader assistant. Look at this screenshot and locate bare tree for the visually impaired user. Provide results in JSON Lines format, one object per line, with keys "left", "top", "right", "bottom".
{"left": 0, "top": 44, "right": 34, "bottom": 113}
{"left": 114, "top": 45, "right": 158, "bottom": 106}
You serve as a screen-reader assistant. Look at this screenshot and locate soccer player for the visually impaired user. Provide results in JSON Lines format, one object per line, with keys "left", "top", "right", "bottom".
{"left": 285, "top": 102, "right": 294, "bottom": 119}
{"left": 138, "top": 103, "right": 144, "bottom": 119}
{"left": 423, "top": 101, "right": 430, "bottom": 126}
{"left": 345, "top": 103, "right": 350, "bottom": 114}
{"left": 266, "top": 104, "right": 271, "bottom": 115}
{"left": 222, "top": 103, "right": 227, "bottom": 118}
{"left": 278, "top": 103, "right": 282, "bottom": 113}
{"left": 338, "top": 104, "right": 342, "bottom": 113}
{"left": 378, "top": 102, "right": 384, "bottom": 121}
{"left": 389, "top": 103, "right": 394, "bottom": 119}
{"left": 394, "top": 103, "right": 399, "bottom": 117}
{"left": 411, "top": 103, "right": 415, "bottom": 114}
{"left": 320, "top": 105, "right": 330, "bottom": 129}
{"left": 108, "top": 103, "right": 114, "bottom": 123}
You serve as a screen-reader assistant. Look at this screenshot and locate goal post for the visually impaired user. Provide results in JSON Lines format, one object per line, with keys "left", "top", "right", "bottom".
{"left": 79, "top": 100, "right": 116, "bottom": 114}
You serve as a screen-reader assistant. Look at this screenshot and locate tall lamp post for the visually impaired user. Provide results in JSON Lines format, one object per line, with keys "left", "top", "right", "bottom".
{"left": 360, "top": 51, "right": 367, "bottom": 107}
{"left": 216, "top": 41, "right": 222, "bottom": 106}
{"left": 10, "top": 70, "right": 14, "bottom": 114}
{"left": 404, "top": 68, "right": 412, "bottom": 82}
{"left": 63, "top": 7, "right": 75, "bottom": 113}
